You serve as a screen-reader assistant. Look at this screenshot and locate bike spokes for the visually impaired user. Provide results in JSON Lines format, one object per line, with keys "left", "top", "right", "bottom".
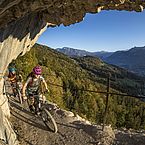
{"left": 41, "top": 108, "right": 57, "bottom": 133}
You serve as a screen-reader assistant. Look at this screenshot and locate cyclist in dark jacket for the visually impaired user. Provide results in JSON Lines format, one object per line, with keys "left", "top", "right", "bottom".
{"left": 8, "top": 68, "right": 23, "bottom": 96}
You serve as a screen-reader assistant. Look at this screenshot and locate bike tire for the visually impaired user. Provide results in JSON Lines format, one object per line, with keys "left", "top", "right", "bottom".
{"left": 41, "top": 108, "right": 58, "bottom": 133}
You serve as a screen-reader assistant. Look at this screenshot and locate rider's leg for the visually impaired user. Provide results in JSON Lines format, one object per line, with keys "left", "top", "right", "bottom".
{"left": 29, "top": 95, "right": 35, "bottom": 112}
{"left": 11, "top": 83, "right": 17, "bottom": 97}
{"left": 34, "top": 95, "right": 40, "bottom": 115}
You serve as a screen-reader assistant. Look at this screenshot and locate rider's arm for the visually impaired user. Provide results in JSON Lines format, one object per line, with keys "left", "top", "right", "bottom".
{"left": 41, "top": 77, "right": 49, "bottom": 92}
{"left": 43, "top": 79, "right": 48, "bottom": 91}
{"left": 22, "top": 77, "right": 31, "bottom": 96}
{"left": 22, "top": 82, "right": 27, "bottom": 96}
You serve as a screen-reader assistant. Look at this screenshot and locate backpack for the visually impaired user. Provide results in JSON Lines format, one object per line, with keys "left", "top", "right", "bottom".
{"left": 26, "top": 72, "right": 34, "bottom": 79}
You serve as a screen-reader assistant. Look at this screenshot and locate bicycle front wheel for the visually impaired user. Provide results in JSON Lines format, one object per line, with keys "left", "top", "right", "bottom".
{"left": 41, "top": 108, "right": 58, "bottom": 133}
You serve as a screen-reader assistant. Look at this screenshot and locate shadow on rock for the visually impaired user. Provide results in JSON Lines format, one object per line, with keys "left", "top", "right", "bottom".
{"left": 72, "top": 121, "right": 115, "bottom": 145}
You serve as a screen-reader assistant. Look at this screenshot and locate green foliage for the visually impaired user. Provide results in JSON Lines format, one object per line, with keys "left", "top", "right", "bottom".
{"left": 11, "top": 43, "right": 145, "bottom": 130}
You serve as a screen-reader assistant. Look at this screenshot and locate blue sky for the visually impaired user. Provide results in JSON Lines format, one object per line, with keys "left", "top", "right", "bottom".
{"left": 37, "top": 10, "right": 145, "bottom": 52}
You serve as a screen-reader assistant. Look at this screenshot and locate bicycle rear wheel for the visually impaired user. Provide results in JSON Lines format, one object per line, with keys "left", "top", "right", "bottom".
{"left": 41, "top": 108, "right": 58, "bottom": 133}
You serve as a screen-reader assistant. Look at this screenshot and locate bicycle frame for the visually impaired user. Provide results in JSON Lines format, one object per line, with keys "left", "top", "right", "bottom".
{"left": 27, "top": 93, "right": 45, "bottom": 113}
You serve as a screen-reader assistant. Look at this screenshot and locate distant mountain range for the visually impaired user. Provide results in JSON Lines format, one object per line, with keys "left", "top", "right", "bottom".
{"left": 56, "top": 47, "right": 113, "bottom": 59}
{"left": 56, "top": 46, "right": 145, "bottom": 76}
{"left": 105, "top": 46, "right": 145, "bottom": 76}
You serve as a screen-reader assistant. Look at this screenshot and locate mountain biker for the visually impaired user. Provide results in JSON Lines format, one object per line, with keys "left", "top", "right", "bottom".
{"left": 7, "top": 67, "right": 23, "bottom": 96}
{"left": 8, "top": 68, "right": 23, "bottom": 82}
{"left": 22, "top": 66, "right": 49, "bottom": 114}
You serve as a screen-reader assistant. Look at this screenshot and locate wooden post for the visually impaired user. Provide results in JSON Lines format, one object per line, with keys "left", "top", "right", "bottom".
{"left": 141, "top": 81, "right": 144, "bottom": 95}
{"left": 102, "top": 74, "right": 110, "bottom": 131}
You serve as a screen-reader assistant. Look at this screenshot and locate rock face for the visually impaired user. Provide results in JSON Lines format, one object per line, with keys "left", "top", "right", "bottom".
{"left": 0, "top": 0, "right": 145, "bottom": 29}
{"left": 0, "top": 0, "right": 145, "bottom": 144}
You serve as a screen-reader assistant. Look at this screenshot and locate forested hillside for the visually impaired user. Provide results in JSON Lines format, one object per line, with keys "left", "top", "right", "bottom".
{"left": 11, "top": 43, "right": 145, "bottom": 130}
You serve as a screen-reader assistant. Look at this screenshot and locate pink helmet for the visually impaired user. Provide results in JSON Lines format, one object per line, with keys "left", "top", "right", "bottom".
{"left": 33, "top": 66, "right": 42, "bottom": 75}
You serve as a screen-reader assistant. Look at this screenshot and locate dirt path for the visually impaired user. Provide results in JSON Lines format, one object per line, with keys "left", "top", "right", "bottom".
{"left": 9, "top": 96, "right": 98, "bottom": 145}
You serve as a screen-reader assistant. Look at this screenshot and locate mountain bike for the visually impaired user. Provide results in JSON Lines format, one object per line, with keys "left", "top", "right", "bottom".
{"left": 11, "top": 82, "right": 23, "bottom": 104}
{"left": 25, "top": 92, "right": 58, "bottom": 133}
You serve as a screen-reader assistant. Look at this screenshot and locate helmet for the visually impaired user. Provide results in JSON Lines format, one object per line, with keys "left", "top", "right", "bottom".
{"left": 33, "top": 66, "right": 42, "bottom": 75}
{"left": 9, "top": 68, "right": 16, "bottom": 73}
